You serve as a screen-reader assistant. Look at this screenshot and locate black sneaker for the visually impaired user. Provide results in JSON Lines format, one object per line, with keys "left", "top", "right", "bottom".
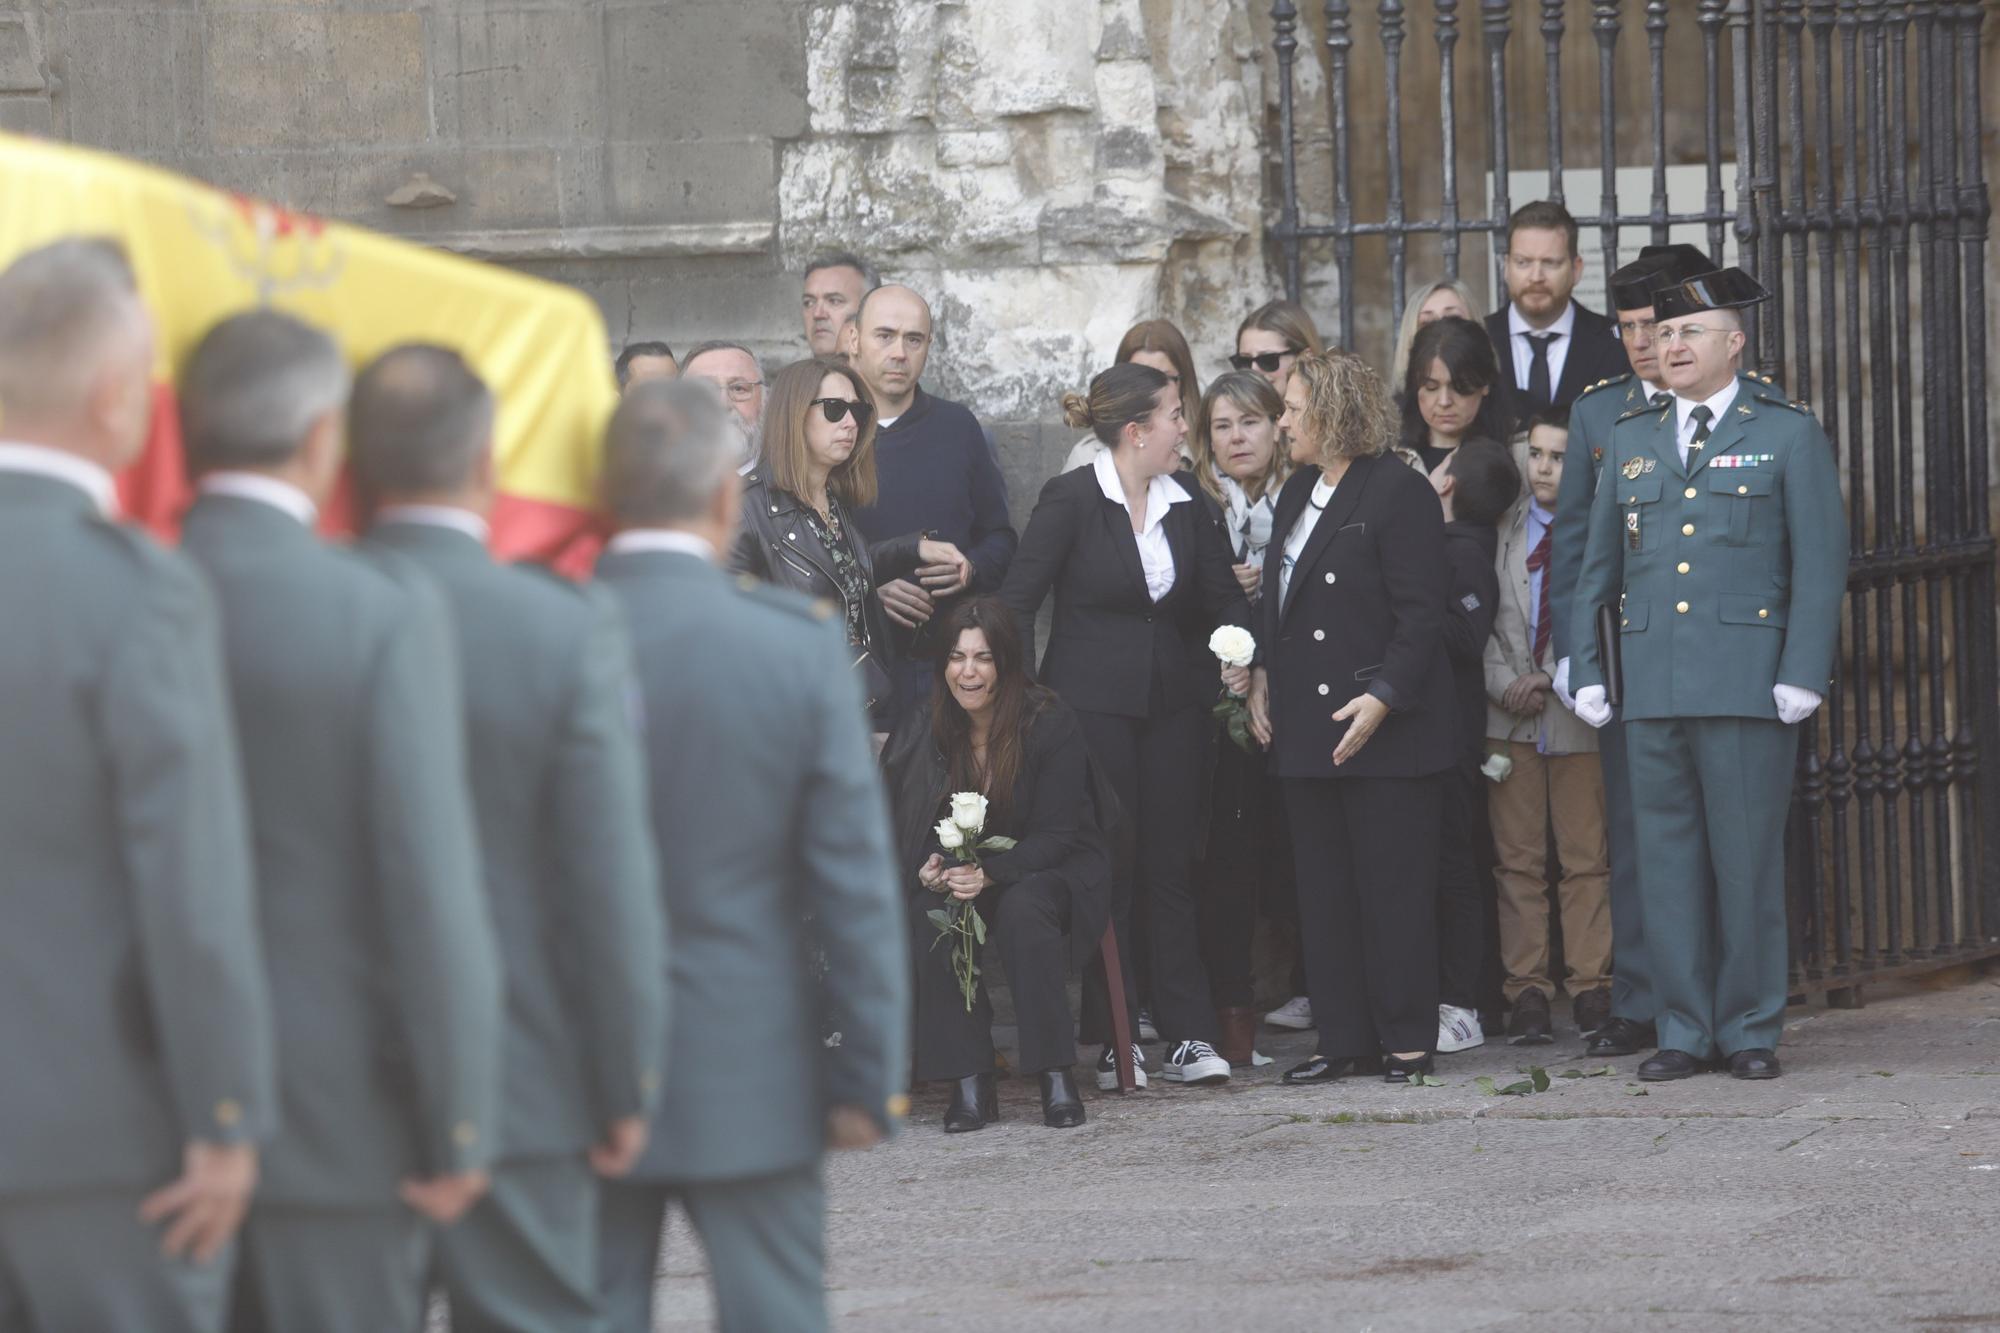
{"left": 1572, "top": 986, "right": 1613, "bottom": 1036}
{"left": 1162, "top": 1040, "right": 1230, "bottom": 1085}
{"left": 1095, "top": 1043, "right": 1149, "bottom": 1091}
{"left": 1507, "top": 989, "right": 1554, "bottom": 1045}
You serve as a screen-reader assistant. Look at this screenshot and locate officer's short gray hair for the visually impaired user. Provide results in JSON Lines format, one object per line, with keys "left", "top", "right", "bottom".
{"left": 180, "top": 310, "right": 350, "bottom": 472}
{"left": 602, "top": 379, "right": 737, "bottom": 525}
{"left": 0, "top": 237, "right": 145, "bottom": 422}
{"left": 349, "top": 344, "right": 495, "bottom": 496}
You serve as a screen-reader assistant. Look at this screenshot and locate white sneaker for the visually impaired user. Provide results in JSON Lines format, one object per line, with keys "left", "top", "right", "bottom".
{"left": 1437, "top": 1004, "right": 1486, "bottom": 1053}
{"left": 1137, "top": 1007, "right": 1160, "bottom": 1042}
{"left": 1162, "top": 1039, "right": 1231, "bottom": 1084}
{"left": 1096, "top": 1043, "right": 1149, "bottom": 1091}
{"left": 1264, "top": 995, "right": 1313, "bottom": 1031}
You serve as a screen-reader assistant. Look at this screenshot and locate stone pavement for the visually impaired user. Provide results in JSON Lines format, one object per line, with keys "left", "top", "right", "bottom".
{"left": 650, "top": 971, "right": 2000, "bottom": 1331}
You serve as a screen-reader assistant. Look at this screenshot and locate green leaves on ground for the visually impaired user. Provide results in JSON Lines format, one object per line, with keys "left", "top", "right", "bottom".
{"left": 1475, "top": 1066, "right": 1554, "bottom": 1097}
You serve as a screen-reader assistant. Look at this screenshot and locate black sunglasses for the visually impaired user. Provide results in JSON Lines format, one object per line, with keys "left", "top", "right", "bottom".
{"left": 1227, "top": 347, "right": 1302, "bottom": 373}
{"left": 810, "top": 397, "right": 874, "bottom": 428}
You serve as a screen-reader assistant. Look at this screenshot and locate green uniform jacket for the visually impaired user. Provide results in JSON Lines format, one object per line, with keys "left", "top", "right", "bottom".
{"left": 597, "top": 548, "right": 910, "bottom": 1183}
{"left": 182, "top": 495, "right": 502, "bottom": 1204}
{"left": 363, "top": 520, "right": 668, "bottom": 1159}
{"left": 1567, "top": 382, "right": 1847, "bottom": 720}
{"left": 0, "top": 474, "right": 274, "bottom": 1194}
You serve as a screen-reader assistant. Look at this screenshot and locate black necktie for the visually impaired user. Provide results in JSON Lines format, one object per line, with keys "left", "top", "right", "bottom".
{"left": 1525, "top": 332, "right": 1558, "bottom": 411}
{"left": 1687, "top": 404, "right": 1713, "bottom": 462}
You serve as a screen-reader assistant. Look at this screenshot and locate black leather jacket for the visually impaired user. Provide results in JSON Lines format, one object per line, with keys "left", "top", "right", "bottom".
{"left": 730, "top": 470, "right": 923, "bottom": 713}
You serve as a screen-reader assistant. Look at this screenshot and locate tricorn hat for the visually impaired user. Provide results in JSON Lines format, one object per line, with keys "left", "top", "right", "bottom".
{"left": 1651, "top": 266, "right": 1769, "bottom": 321}
{"left": 1607, "top": 244, "right": 1714, "bottom": 311}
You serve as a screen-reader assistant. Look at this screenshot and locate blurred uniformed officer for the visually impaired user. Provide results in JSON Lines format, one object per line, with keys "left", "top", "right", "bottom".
{"left": 0, "top": 240, "right": 274, "bottom": 1332}
{"left": 178, "top": 312, "right": 503, "bottom": 1332}
{"left": 352, "top": 346, "right": 669, "bottom": 1333}
{"left": 1569, "top": 268, "right": 1845, "bottom": 1082}
{"left": 592, "top": 381, "right": 910, "bottom": 1333}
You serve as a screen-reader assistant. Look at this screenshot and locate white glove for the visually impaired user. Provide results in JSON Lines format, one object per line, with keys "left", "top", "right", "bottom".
{"left": 1773, "top": 683, "right": 1823, "bottom": 725}
{"left": 1552, "top": 657, "right": 1574, "bottom": 710}
{"left": 1573, "top": 684, "right": 1612, "bottom": 729}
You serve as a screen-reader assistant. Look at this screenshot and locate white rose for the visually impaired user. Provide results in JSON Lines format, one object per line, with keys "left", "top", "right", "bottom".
{"left": 949, "top": 791, "right": 988, "bottom": 833}
{"left": 935, "top": 818, "right": 965, "bottom": 851}
{"left": 1480, "top": 752, "right": 1514, "bottom": 783}
{"left": 1209, "top": 625, "right": 1257, "bottom": 669}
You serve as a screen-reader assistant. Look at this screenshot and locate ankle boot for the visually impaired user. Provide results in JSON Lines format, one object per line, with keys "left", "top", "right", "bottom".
{"left": 1039, "top": 1068, "right": 1086, "bottom": 1128}
{"left": 943, "top": 1072, "right": 997, "bottom": 1133}
{"left": 1215, "top": 1006, "right": 1257, "bottom": 1066}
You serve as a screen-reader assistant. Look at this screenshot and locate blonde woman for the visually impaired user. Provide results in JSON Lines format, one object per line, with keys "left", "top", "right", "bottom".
{"left": 1247, "top": 351, "right": 1455, "bottom": 1084}
{"left": 1231, "top": 299, "right": 1324, "bottom": 396}
{"left": 1390, "top": 277, "right": 1480, "bottom": 387}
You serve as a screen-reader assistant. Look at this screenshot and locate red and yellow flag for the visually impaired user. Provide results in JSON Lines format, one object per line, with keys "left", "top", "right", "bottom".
{"left": 0, "top": 131, "right": 617, "bottom": 571}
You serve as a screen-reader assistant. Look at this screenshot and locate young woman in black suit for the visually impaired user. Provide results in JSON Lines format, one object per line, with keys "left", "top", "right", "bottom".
{"left": 1001, "top": 363, "right": 1253, "bottom": 1090}
{"left": 1247, "top": 350, "right": 1457, "bottom": 1083}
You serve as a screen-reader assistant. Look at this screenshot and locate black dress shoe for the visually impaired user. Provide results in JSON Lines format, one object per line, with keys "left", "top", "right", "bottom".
{"left": 1727, "top": 1048, "right": 1782, "bottom": 1080}
{"left": 1637, "top": 1049, "right": 1709, "bottom": 1082}
{"left": 1282, "top": 1053, "right": 1383, "bottom": 1084}
{"left": 1383, "top": 1053, "right": 1435, "bottom": 1084}
{"left": 1040, "top": 1069, "right": 1086, "bottom": 1128}
{"left": 943, "top": 1073, "right": 998, "bottom": 1132}
{"left": 1585, "top": 1017, "right": 1658, "bottom": 1058}
{"left": 1507, "top": 989, "right": 1554, "bottom": 1045}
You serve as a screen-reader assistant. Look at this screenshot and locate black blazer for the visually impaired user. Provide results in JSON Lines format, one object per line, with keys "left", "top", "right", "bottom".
{"left": 1001, "top": 464, "right": 1252, "bottom": 719}
{"left": 1483, "top": 300, "right": 1628, "bottom": 417}
{"left": 1259, "top": 453, "right": 1456, "bottom": 781}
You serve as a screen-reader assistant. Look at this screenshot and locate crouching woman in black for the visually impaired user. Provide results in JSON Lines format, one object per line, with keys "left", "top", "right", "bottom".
{"left": 882, "top": 597, "right": 1111, "bottom": 1132}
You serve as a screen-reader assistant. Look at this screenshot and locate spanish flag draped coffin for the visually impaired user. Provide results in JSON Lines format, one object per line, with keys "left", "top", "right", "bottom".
{"left": 0, "top": 131, "right": 618, "bottom": 571}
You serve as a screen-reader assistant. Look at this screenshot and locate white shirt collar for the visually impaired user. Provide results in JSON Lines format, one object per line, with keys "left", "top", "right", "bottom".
{"left": 0, "top": 442, "right": 118, "bottom": 516}
{"left": 1091, "top": 449, "right": 1190, "bottom": 535}
{"left": 373, "top": 504, "right": 490, "bottom": 545}
{"left": 1509, "top": 300, "right": 1577, "bottom": 342}
{"left": 1674, "top": 378, "right": 1741, "bottom": 437}
{"left": 606, "top": 528, "right": 716, "bottom": 562}
{"left": 198, "top": 471, "right": 319, "bottom": 526}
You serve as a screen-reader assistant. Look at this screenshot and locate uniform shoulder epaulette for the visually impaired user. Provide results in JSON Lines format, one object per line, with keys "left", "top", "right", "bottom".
{"left": 1614, "top": 397, "right": 1664, "bottom": 424}
{"left": 735, "top": 576, "right": 834, "bottom": 623}
{"left": 1579, "top": 372, "right": 1633, "bottom": 398}
{"left": 1752, "top": 387, "right": 1813, "bottom": 416}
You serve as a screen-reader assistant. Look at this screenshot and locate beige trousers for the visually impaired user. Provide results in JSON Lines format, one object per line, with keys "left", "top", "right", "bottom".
{"left": 1489, "top": 742, "right": 1612, "bottom": 1000}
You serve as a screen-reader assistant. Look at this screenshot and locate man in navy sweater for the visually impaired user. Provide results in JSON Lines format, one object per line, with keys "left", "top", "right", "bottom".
{"left": 849, "top": 285, "right": 1017, "bottom": 721}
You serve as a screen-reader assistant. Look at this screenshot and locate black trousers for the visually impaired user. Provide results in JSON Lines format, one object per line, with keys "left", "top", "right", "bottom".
{"left": 910, "top": 872, "right": 1076, "bottom": 1081}
{"left": 1435, "top": 762, "right": 1493, "bottom": 1012}
{"left": 1196, "top": 736, "right": 1286, "bottom": 1011}
{"left": 1074, "top": 704, "right": 1218, "bottom": 1047}
{"left": 1283, "top": 774, "right": 1443, "bottom": 1056}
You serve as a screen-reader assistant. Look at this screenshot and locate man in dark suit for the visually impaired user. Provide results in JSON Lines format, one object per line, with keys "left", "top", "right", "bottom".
{"left": 177, "top": 312, "right": 504, "bottom": 1333}
{"left": 1483, "top": 201, "right": 1628, "bottom": 419}
{"left": 351, "top": 345, "right": 669, "bottom": 1333}
{"left": 0, "top": 239, "right": 275, "bottom": 1332}
{"left": 593, "top": 381, "right": 910, "bottom": 1332}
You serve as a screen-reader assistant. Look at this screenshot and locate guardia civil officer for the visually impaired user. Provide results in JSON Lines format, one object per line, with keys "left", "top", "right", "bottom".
{"left": 178, "top": 312, "right": 504, "bottom": 1331}
{"left": 352, "top": 346, "right": 669, "bottom": 1333}
{"left": 593, "top": 381, "right": 909, "bottom": 1333}
{"left": 1548, "top": 243, "right": 1717, "bottom": 1058}
{"left": 1568, "top": 268, "right": 1845, "bottom": 1081}
{"left": 0, "top": 240, "right": 275, "bottom": 1331}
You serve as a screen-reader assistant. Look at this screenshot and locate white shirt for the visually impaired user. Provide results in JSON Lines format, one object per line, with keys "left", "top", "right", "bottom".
{"left": 1674, "top": 378, "right": 1740, "bottom": 468}
{"left": 1279, "top": 474, "right": 1338, "bottom": 607}
{"left": 374, "top": 504, "right": 490, "bottom": 545}
{"left": 1508, "top": 301, "right": 1577, "bottom": 398}
{"left": 1093, "top": 450, "right": 1189, "bottom": 603}
{"left": 0, "top": 441, "right": 118, "bottom": 516}
{"left": 198, "top": 471, "right": 318, "bottom": 526}
{"left": 606, "top": 529, "right": 716, "bottom": 562}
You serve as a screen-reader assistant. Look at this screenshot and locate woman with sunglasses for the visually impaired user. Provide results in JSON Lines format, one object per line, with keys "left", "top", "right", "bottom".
{"left": 1061, "top": 319, "right": 1203, "bottom": 473}
{"left": 733, "top": 357, "right": 970, "bottom": 736}
{"left": 1232, "top": 298, "right": 1325, "bottom": 396}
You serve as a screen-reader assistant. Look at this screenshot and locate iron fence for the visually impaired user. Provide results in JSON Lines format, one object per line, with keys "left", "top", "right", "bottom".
{"left": 1266, "top": 0, "right": 1998, "bottom": 996}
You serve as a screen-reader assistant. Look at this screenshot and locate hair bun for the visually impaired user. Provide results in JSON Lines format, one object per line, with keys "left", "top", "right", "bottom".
{"left": 1059, "top": 391, "right": 1094, "bottom": 430}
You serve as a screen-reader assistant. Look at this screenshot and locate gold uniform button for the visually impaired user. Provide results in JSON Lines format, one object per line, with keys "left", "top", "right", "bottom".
{"left": 1676, "top": 561, "right": 1690, "bottom": 574}
{"left": 1758, "top": 608, "right": 1769, "bottom": 619}
{"left": 1737, "top": 484, "right": 1748, "bottom": 495}
{"left": 1682, "top": 523, "right": 1695, "bottom": 536}
{"left": 452, "top": 1121, "right": 479, "bottom": 1148}
{"left": 886, "top": 1093, "right": 911, "bottom": 1119}
{"left": 1621, "top": 617, "right": 1630, "bottom": 628}
{"left": 1684, "top": 487, "right": 1697, "bottom": 499}
{"left": 1675, "top": 601, "right": 1690, "bottom": 614}
{"left": 214, "top": 1098, "right": 243, "bottom": 1128}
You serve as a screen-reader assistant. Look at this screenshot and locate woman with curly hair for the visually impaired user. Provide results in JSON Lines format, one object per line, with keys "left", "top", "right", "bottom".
{"left": 1247, "top": 350, "right": 1457, "bottom": 1084}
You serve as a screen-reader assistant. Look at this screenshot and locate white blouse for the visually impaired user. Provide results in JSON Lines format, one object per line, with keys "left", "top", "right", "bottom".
{"left": 1278, "top": 474, "right": 1339, "bottom": 607}
{"left": 1093, "top": 451, "right": 1190, "bottom": 603}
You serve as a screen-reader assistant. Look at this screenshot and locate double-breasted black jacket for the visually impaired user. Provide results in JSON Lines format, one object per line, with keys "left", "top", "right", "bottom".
{"left": 1258, "top": 452, "right": 1457, "bottom": 780}
{"left": 1000, "top": 464, "right": 1252, "bottom": 719}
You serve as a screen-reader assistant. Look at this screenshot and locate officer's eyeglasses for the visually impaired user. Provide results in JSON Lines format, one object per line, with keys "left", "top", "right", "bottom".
{"left": 810, "top": 397, "right": 874, "bottom": 428}
{"left": 721, "top": 379, "right": 764, "bottom": 402}
{"left": 1617, "top": 319, "right": 1658, "bottom": 341}
{"left": 1228, "top": 347, "right": 1301, "bottom": 373}
{"left": 1653, "top": 324, "right": 1727, "bottom": 346}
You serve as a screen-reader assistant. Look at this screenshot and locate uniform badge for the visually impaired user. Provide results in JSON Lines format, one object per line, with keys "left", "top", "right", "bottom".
{"left": 1641, "top": 459, "right": 1657, "bottom": 474}
{"left": 1621, "top": 456, "right": 1645, "bottom": 481}
{"left": 1592, "top": 447, "right": 1603, "bottom": 462}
